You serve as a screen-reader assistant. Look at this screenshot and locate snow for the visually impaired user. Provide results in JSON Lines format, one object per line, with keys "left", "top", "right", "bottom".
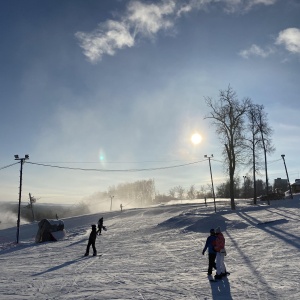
{"left": 0, "top": 198, "right": 300, "bottom": 299}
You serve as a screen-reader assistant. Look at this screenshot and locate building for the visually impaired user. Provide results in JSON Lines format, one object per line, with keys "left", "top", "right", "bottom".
{"left": 273, "top": 178, "right": 288, "bottom": 192}
{"left": 291, "top": 179, "right": 300, "bottom": 194}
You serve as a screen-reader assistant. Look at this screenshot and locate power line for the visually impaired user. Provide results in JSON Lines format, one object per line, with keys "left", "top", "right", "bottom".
{"left": 33, "top": 159, "right": 192, "bottom": 164}
{"left": 0, "top": 162, "right": 19, "bottom": 171}
{"left": 26, "top": 160, "right": 207, "bottom": 172}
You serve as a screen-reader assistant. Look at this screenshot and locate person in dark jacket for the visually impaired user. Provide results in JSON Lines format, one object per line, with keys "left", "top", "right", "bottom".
{"left": 202, "top": 228, "right": 217, "bottom": 275}
{"left": 97, "top": 217, "right": 105, "bottom": 235}
{"left": 85, "top": 224, "right": 97, "bottom": 256}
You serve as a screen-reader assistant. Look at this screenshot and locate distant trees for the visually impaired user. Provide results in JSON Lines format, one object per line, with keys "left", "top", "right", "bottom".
{"left": 205, "top": 86, "right": 251, "bottom": 210}
{"left": 187, "top": 185, "right": 196, "bottom": 199}
{"left": 108, "top": 179, "right": 155, "bottom": 207}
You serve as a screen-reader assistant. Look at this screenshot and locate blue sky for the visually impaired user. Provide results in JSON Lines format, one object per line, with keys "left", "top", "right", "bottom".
{"left": 0, "top": 0, "right": 299, "bottom": 204}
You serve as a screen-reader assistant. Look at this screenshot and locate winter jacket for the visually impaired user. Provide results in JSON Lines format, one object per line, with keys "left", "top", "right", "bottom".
{"left": 213, "top": 232, "right": 225, "bottom": 252}
{"left": 203, "top": 235, "right": 217, "bottom": 254}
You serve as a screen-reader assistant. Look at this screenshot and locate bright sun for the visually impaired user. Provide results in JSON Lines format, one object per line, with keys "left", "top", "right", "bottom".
{"left": 191, "top": 133, "right": 202, "bottom": 145}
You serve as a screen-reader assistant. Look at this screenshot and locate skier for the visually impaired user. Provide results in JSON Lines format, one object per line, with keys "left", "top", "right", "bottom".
{"left": 213, "top": 226, "right": 228, "bottom": 279}
{"left": 202, "top": 228, "right": 217, "bottom": 275}
{"left": 97, "top": 217, "right": 105, "bottom": 235}
{"left": 84, "top": 224, "right": 97, "bottom": 256}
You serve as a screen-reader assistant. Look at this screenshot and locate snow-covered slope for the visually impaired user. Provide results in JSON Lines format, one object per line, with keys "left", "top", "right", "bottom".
{"left": 0, "top": 199, "right": 299, "bottom": 299}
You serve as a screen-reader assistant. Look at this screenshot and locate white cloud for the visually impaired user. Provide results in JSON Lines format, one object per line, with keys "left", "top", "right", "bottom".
{"left": 76, "top": 0, "right": 279, "bottom": 63}
{"left": 76, "top": 0, "right": 178, "bottom": 63}
{"left": 275, "top": 28, "right": 300, "bottom": 54}
{"left": 75, "top": 20, "right": 134, "bottom": 63}
{"left": 239, "top": 44, "right": 274, "bottom": 59}
{"left": 127, "top": 0, "right": 176, "bottom": 36}
{"left": 217, "top": 0, "right": 278, "bottom": 13}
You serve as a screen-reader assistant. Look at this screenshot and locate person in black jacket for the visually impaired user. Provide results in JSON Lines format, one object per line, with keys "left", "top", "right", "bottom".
{"left": 85, "top": 224, "right": 97, "bottom": 256}
{"left": 97, "top": 217, "right": 106, "bottom": 235}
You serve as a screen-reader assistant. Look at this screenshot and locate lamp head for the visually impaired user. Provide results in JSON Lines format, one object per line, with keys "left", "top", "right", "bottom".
{"left": 204, "top": 155, "right": 207, "bottom": 158}
{"left": 25, "top": 154, "right": 29, "bottom": 159}
{"left": 281, "top": 154, "right": 285, "bottom": 158}
{"left": 14, "top": 155, "right": 19, "bottom": 159}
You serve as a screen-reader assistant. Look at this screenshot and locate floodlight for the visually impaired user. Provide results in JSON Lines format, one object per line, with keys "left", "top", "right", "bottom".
{"left": 14, "top": 155, "right": 19, "bottom": 159}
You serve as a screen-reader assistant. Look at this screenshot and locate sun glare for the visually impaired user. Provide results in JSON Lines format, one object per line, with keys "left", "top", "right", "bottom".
{"left": 191, "top": 133, "right": 202, "bottom": 145}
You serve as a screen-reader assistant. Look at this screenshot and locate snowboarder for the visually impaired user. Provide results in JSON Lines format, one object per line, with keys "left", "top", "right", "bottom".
{"left": 84, "top": 224, "right": 97, "bottom": 256}
{"left": 97, "top": 217, "right": 105, "bottom": 235}
{"left": 213, "top": 226, "right": 228, "bottom": 279}
{"left": 202, "top": 228, "right": 217, "bottom": 275}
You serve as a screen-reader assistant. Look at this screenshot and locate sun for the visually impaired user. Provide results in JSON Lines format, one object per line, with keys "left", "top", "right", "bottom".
{"left": 191, "top": 133, "right": 202, "bottom": 145}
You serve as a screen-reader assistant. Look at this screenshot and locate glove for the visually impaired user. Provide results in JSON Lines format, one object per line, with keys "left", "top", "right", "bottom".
{"left": 202, "top": 251, "right": 205, "bottom": 255}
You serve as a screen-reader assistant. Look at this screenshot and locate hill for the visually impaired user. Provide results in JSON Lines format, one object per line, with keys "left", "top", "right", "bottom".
{"left": 0, "top": 198, "right": 299, "bottom": 299}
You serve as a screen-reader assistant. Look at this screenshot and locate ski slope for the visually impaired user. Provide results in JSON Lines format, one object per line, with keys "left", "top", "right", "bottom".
{"left": 0, "top": 198, "right": 299, "bottom": 299}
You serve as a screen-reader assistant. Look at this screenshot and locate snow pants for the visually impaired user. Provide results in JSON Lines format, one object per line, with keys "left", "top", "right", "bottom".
{"left": 86, "top": 240, "right": 97, "bottom": 255}
{"left": 216, "top": 251, "right": 226, "bottom": 275}
{"left": 208, "top": 253, "right": 216, "bottom": 275}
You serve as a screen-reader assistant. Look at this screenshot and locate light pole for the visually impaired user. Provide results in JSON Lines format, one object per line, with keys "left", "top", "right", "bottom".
{"left": 204, "top": 154, "right": 216, "bottom": 213}
{"left": 243, "top": 175, "right": 247, "bottom": 198}
{"left": 281, "top": 154, "right": 293, "bottom": 199}
{"left": 14, "top": 154, "right": 29, "bottom": 243}
{"left": 110, "top": 195, "right": 114, "bottom": 211}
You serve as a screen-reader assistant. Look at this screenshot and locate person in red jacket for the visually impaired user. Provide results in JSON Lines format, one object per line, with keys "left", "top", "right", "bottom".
{"left": 213, "top": 226, "right": 227, "bottom": 279}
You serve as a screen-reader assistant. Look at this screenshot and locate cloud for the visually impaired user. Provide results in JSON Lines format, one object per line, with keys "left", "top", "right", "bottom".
{"left": 76, "top": 0, "right": 279, "bottom": 63}
{"left": 127, "top": 0, "right": 176, "bottom": 36}
{"left": 76, "top": 0, "right": 177, "bottom": 63}
{"left": 75, "top": 20, "right": 134, "bottom": 63}
{"left": 239, "top": 44, "right": 274, "bottom": 59}
{"left": 275, "top": 28, "right": 300, "bottom": 54}
{"left": 220, "top": 0, "right": 278, "bottom": 13}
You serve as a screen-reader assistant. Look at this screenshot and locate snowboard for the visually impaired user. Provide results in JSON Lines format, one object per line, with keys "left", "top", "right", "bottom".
{"left": 83, "top": 254, "right": 102, "bottom": 258}
{"left": 207, "top": 272, "right": 230, "bottom": 282}
{"left": 207, "top": 275, "right": 217, "bottom": 282}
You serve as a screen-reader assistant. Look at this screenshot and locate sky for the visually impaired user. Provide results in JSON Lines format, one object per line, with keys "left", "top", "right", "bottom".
{"left": 0, "top": 0, "right": 299, "bottom": 205}
{"left": 0, "top": 198, "right": 300, "bottom": 299}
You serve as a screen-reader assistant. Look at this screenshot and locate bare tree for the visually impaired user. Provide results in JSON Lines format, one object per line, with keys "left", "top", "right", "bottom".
{"left": 169, "top": 187, "right": 176, "bottom": 199}
{"left": 255, "top": 105, "right": 275, "bottom": 196}
{"left": 175, "top": 185, "right": 185, "bottom": 200}
{"left": 245, "top": 103, "right": 263, "bottom": 204}
{"left": 187, "top": 185, "right": 196, "bottom": 199}
{"left": 205, "top": 86, "right": 251, "bottom": 210}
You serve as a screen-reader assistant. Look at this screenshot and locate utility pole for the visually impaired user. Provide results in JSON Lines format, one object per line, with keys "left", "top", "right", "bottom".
{"left": 110, "top": 195, "right": 114, "bottom": 211}
{"left": 204, "top": 155, "right": 216, "bottom": 213}
{"left": 281, "top": 154, "right": 293, "bottom": 199}
{"left": 14, "top": 154, "right": 29, "bottom": 243}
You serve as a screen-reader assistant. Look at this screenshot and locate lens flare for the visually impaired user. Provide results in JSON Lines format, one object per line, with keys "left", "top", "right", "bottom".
{"left": 98, "top": 149, "right": 106, "bottom": 163}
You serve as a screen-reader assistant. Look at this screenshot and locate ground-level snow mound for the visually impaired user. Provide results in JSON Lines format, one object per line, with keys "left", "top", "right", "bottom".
{"left": 157, "top": 212, "right": 250, "bottom": 233}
